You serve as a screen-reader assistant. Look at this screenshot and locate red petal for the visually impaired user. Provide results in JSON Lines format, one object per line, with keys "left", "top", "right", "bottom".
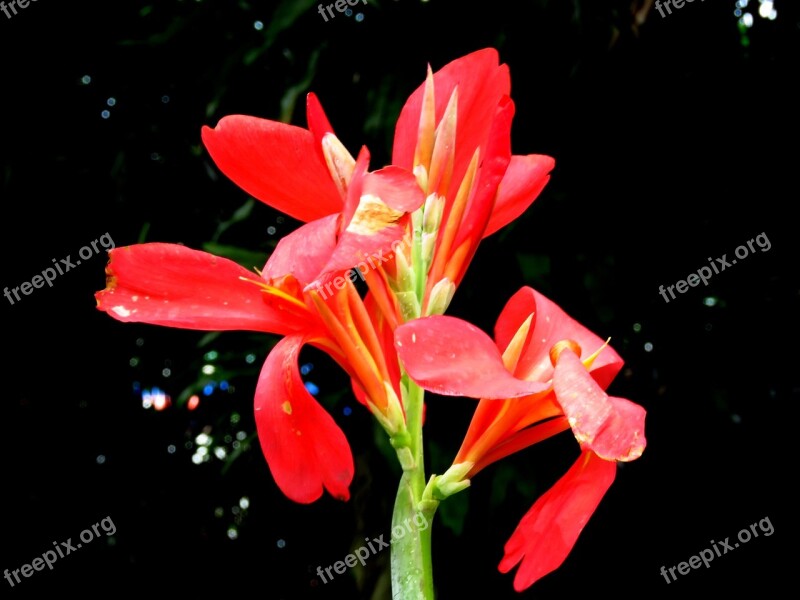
{"left": 483, "top": 154, "right": 555, "bottom": 238}
{"left": 201, "top": 115, "right": 342, "bottom": 222}
{"left": 263, "top": 214, "right": 339, "bottom": 285}
{"left": 254, "top": 335, "right": 354, "bottom": 504}
{"left": 553, "top": 349, "right": 647, "bottom": 461}
{"left": 445, "top": 96, "right": 514, "bottom": 285}
{"left": 395, "top": 316, "right": 548, "bottom": 398}
{"left": 495, "top": 287, "right": 623, "bottom": 388}
{"left": 498, "top": 450, "right": 616, "bottom": 591}
{"left": 306, "top": 92, "right": 335, "bottom": 160}
{"left": 95, "top": 243, "right": 304, "bottom": 334}
{"left": 321, "top": 161, "right": 423, "bottom": 276}
{"left": 363, "top": 166, "right": 426, "bottom": 213}
{"left": 392, "top": 49, "right": 511, "bottom": 187}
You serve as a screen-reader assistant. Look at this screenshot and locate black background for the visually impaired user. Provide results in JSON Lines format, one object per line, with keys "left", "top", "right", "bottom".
{"left": 1, "top": 0, "right": 797, "bottom": 597}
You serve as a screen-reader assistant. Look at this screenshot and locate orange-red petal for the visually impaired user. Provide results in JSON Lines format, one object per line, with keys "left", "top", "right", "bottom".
{"left": 395, "top": 316, "right": 548, "bottom": 398}
{"left": 254, "top": 335, "right": 354, "bottom": 504}
{"left": 201, "top": 115, "right": 342, "bottom": 222}
{"left": 483, "top": 154, "right": 555, "bottom": 238}
{"left": 392, "top": 48, "right": 511, "bottom": 188}
{"left": 263, "top": 214, "right": 339, "bottom": 286}
{"left": 498, "top": 450, "right": 616, "bottom": 591}
{"left": 95, "top": 243, "right": 304, "bottom": 334}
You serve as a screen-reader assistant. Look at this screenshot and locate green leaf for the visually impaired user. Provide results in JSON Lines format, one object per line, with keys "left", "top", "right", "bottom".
{"left": 201, "top": 242, "right": 268, "bottom": 271}
{"left": 211, "top": 198, "right": 256, "bottom": 242}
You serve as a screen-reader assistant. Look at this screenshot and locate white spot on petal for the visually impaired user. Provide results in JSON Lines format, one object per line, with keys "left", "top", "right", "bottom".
{"left": 112, "top": 306, "right": 131, "bottom": 317}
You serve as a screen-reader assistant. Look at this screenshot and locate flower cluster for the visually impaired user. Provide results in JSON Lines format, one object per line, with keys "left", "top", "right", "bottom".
{"left": 96, "top": 48, "right": 646, "bottom": 594}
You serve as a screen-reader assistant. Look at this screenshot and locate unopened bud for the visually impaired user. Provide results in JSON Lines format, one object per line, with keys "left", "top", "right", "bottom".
{"left": 425, "top": 278, "right": 455, "bottom": 316}
{"left": 322, "top": 133, "right": 356, "bottom": 198}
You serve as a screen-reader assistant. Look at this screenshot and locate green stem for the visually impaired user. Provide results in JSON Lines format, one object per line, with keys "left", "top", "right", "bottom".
{"left": 390, "top": 377, "right": 437, "bottom": 599}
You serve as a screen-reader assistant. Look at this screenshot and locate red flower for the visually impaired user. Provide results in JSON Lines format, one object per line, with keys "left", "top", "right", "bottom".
{"left": 96, "top": 49, "right": 557, "bottom": 512}
{"left": 96, "top": 243, "right": 408, "bottom": 504}
{"left": 387, "top": 49, "right": 555, "bottom": 315}
{"left": 202, "top": 93, "right": 424, "bottom": 283}
{"left": 394, "top": 286, "right": 646, "bottom": 589}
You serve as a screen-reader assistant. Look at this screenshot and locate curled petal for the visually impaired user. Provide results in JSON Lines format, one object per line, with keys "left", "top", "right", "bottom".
{"left": 553, "top": 349, "right": 647, "bottom": 461}
{"left": 495, "top": 287, "right": 624, "bottom": 387}
{"left": 95, "top": 243, "right": 304, "bottom": 334}
{"left": 499, "top": 450, "right": 616, "bottom": 591}
{"left": 322, "top": 157, "right": 423, "bottom": 276}
{"left": 395, "top": 316, "right": 548, "bottom": 398}
{"left": 254, "top": 335, "right": 354, "bottom": 504}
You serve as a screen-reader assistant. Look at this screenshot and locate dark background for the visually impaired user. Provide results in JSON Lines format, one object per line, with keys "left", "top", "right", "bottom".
{"left": 1, "top": 0, "right": 796, "bottom": 597}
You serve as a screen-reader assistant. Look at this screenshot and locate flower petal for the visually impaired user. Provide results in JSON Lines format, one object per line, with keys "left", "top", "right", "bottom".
{"left": 395, "top": 316, "right": 548, "bottom": 398}
{"left": 444, "top": 95, "right": 514, "bottom": 286}
{"left": 95, "top": 243, "right": 304, "bottom": 334}
{"left": 254, "top": 335, "right": 354, "bottom": 504}
{"left": 498, "top": 450, "right": 616, "bottom": 591}
{"left": 201, "top": 115, "right": 342, "bottom": 222}
{"left": 263, "top": 214, "right": 339, "bottom": 286}
{"left": 553, "top": 349, "right": 647, "bottom": 461}
{"left": 306, "top": 92, "right": 335, "bottom": 160}
{"left": 495, "top": 287, "right": 624, "bottom": 388}
{"left": 393, "top": 48, "right": 511, "bottom": 188}
{"left": 483, "top": 154, "right": 555, "bottom": 238}
{"left": 321, "top": 160, "right": 423, "bottom": 276}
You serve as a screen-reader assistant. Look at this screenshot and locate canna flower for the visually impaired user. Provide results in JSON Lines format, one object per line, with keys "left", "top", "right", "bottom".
{"left": 394, "top": 286, "right": 646, "bottom": 589}
{"left": 96, "top": 48, "right": 554, "bottom": 512}
{"left": 96, "top": 87, "right": 429, "bottom": 505}
{"left": 202, "top": 93, "right": 424, "bottom": 285}
{"left": 95, "top": 242, "right": 408, "bottom": 505}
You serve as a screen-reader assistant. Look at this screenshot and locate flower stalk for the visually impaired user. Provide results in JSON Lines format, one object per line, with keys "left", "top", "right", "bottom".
{"left": 390, "top": 376, "right": 437, "bottom": 600}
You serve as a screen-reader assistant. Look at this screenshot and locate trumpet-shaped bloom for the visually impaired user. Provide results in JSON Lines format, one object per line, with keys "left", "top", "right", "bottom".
{"left": 202, "top": 94, "right": 425, "bottom": 284}
{"left": 96, "top": 238, "right": 406, "bottom": 505}
{"left": 394, "top": 286, "right": 646, "bottom": 589}
{"left": 97, "top": 49, "right": 558, "bottom": 519}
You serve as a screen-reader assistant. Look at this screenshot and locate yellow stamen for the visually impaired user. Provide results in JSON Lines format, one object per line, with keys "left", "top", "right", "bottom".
{"left": 238, "top": 276, "right": 307, "bottom": 311}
